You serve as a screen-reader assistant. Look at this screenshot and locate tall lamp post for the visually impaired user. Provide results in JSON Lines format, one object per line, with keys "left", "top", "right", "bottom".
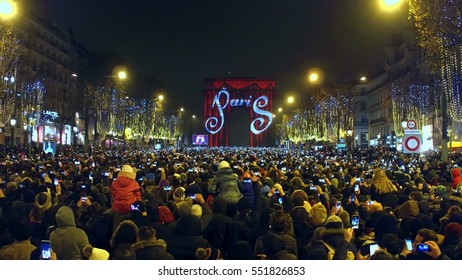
{"left": 95, "top": 70, "right": 127, "bottom": 148}
{"left": 9, "top": 118, "right": 15, "bottom": 147}
{"left": 150, "top": 94, "right": 164, "bottom": 143}
{"left": 347, "top": 128, "right": 353, "bottom": 150}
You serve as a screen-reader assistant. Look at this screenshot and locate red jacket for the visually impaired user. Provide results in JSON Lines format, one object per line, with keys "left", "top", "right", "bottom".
{"left": 111, "top": 172, "right": 141, "bottom": 213}
{"left": 452, "top": 168, "right": 462, "bottom": 190}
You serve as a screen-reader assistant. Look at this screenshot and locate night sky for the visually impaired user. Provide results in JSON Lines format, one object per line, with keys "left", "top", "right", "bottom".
{"left": 33, "top": 0, "right": 404, "bottom": 116}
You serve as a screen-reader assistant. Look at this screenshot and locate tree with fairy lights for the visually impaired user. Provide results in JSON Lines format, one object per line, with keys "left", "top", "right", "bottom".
{"left": 314, "top": 83, "right": 354, "bottom": 144}
{"left": 0, "top": 25, "right": 20, "bottom": 126}
{"left": 401, "top": 0, "right": 462, "bottom": 160}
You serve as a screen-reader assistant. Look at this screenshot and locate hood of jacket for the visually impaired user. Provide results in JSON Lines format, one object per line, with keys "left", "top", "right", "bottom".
{"left": 55, "top": 205, "right": 76, "bottom": 227}
{"left": 214, "top": 168, "right": 238, "bottom": 184}
{"left": 117, "top": 171, "right": 136, "bottom": 181}
{"left": 131, "top": 239, "right": 168, "bottom": 251}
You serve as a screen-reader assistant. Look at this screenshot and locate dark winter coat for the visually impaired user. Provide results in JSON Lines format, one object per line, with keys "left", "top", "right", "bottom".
{"left": 208, "top": 168, "right": 243, "bottom": 204}
{"left": 131, "top": 239, "right": 174, "bottom": 260}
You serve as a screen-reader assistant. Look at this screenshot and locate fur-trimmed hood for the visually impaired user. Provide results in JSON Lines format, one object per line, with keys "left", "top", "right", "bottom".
{"left": 110, "top": 220, "right": 139, "bottom": 248}
{"left": 131, "top": 239, "right": 168, "bottom": 251}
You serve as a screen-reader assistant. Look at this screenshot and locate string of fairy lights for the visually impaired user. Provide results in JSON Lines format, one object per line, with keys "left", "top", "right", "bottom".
{"left": 280, "top": 92, "right": 353, "bottom": 143}
{"left": 392, "top": 81, "right": 434, "bottom": 136}
{"left": 442, "top": 46, "right": 462, "bottom": 122}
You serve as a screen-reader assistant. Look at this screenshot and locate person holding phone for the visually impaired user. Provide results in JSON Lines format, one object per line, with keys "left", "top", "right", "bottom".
{"left": 403, "top": 228, "right": 450, "bottom": 260}
{"left": 303, "top": 215, "right": 355, "bottom": 260}
{"left": 111, "top": 164, "right": 142, "bottom": 231}
{"left": 49, "top": 205, "right": 90, "bottom": 260}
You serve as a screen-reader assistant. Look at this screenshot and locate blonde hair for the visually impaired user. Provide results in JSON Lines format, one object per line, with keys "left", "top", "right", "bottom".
{"left": 371, "top": 169, "right": 396, "bottom": 194}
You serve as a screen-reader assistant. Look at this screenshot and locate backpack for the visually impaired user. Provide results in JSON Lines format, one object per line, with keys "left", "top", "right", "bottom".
{"left": 318, "top": 240, "right": 355, "bottom": 260}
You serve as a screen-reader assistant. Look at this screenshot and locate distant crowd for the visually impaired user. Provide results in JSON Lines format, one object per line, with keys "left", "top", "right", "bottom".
{"left": 1, "top": 144, "right": 462, "bottom": 260}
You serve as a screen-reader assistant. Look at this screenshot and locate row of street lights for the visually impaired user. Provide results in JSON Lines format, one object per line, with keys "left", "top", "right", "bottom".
{"left": 277, "top": 66, "right": 367, "bottom": 149}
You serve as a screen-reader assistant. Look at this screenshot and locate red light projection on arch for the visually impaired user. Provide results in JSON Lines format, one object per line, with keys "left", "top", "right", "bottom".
{"left": 203, "top": 78, "right": 275, "bottom": 147}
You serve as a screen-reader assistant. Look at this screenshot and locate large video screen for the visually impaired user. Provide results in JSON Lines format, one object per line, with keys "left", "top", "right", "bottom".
{"left": 192, "top": 134, "right": 209, "bottom": 146}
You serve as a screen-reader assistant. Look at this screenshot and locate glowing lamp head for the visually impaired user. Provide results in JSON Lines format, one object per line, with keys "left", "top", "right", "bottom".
{"left": 118, "top": 71, "right": 127, "bottom": 80}
{"left": 309, "top": 72, "right": 319, "bottom": 83}
{"left": 0, "top": 0, "right": 17, "bottom": 20}
{"left": 379, "top": 0, "right": 403, "bottom": 11}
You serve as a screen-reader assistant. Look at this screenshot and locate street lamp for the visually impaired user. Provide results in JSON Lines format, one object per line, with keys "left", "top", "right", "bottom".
{"left": 0, "top": 0, "right": 16, "bottom": 20}
{"left": 74, "top": 68, "right": 128, "bottom": 151}
{"left": 307, "top": 68, "right": 324, "bottom": 85}
{"left": 73, "top": 126, "right": 79, "bottom": 148}
{"left": 287, "top": 96, "right": 295, "bottom": 104}
{"left": 9, "top": 118, "right": 16, "bottom": 147}
{"left": 347, "top": 128, "right": 353, "bottom": 149}
{"left": 379, "top": 0, "right": 403, "bottom": 11}
{"left": 150, "top": 94, "right": 164, "bottom": 143}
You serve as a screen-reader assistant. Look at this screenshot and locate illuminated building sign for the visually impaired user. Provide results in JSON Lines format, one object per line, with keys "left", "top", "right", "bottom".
{"left": 203, "top": 78, "right": 275, "bottom": 147}
{"left": 41, "top": 110, "right": 59, "bottom": 122}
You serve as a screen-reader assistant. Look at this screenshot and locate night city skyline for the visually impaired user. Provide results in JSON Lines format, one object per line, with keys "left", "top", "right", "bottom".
{"left": 33, "top": 0, "right": 404, "bottom": 115}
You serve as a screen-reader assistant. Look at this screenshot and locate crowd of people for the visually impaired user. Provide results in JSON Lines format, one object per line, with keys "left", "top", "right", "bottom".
{"left": 1, "top": 143, "right": 462, "bottom": 260}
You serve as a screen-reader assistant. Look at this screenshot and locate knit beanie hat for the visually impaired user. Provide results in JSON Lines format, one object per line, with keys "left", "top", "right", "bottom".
{"left": 444, "top": 222, "right": 462, "bottom": 240}
{"left": 324, "top": 215, "right": 344, "bottom": 229}
{"left": 158, "top": 206, "right": 174, "bottom": 224}
{"left": 176, "top": 201, "right": 191, "bottom": 217}
{"left": 146, "top": 173, "right": 155, "bottom": 181}
{"left": 218, "top": 161, "right": 230, "bottom": 170}
{"left": 191, "top": 204, "right": 203, "bottom": 218}
{"left": 321, "top": 215, "right": 344, "bottom": 237}
{"left": 436, "top": 185, "right": 448, "bottom": 196}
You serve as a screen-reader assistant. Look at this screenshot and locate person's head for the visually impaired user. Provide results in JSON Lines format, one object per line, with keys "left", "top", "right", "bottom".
{"left": 269, "top": 210, "right": 291, "bottom": 233}
{"left": 218, "top": 160, "right": 230, "bottom": 170}
{"left": 379, "top": 233, "right": 403, "bottom": 256}
{"left": 369, "top": 250, "right": 394, "bottom": 260}
{"left": 413, "top": 228, "right": 438, "bottom": 252}
{"left": 110, "top": 220, "right": 139, "bottom": 248}
{"left": 10, "top": 222, "right": 31, "bottom": 241}
{"left": 415, "top": 177, "right": 425, "bottom": 189}
{"left": 29, "top": 205, "right": 44, "bottom": 222}
{"left": 137, "top": 225, "right": 156, "bottom": 242}
{"left": 309, "top": 203, "right": 327, "bottom": 228}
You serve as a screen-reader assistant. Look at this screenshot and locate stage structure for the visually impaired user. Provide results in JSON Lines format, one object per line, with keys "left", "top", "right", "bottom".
{"left": 203, "top": 78, "right": 275, "bottom": 147}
